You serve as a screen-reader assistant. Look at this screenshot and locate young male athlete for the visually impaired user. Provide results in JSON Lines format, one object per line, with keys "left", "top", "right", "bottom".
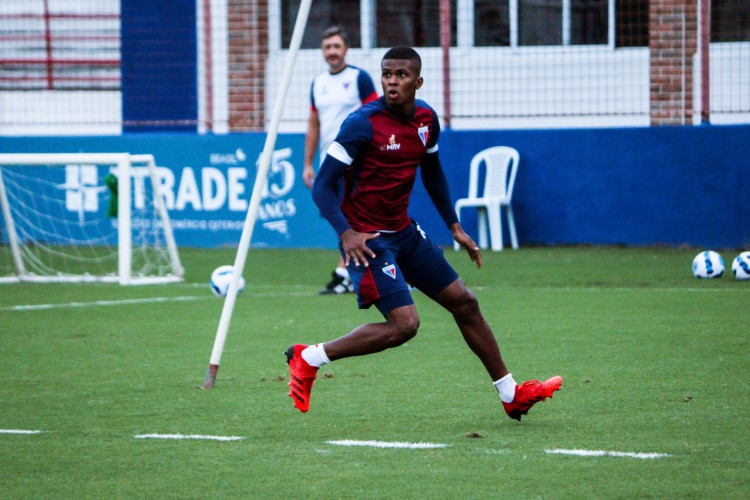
{"left": 303, "top": 26, "right": 379, "bottom": 295}
{"left": 287, "top": 46, "right": 562, "bottom": 420}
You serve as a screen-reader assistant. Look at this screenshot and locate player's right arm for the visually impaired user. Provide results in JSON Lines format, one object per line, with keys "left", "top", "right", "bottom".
{"left": 312, "top": 152, "right": 378, "bottom": 267}
{"left": 312, "top": 152, "right": 349, "bottom": 235}
{"left": 311, "top": 108, "right": 372, "bottom": 233}
{"left": 313, "top": 110, "right": 379, "bottom": 267}
{"left": 303, "top": 108, "right": 320, "bottom": 189}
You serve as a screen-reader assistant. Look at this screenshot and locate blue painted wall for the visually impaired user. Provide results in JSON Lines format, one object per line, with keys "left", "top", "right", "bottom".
{"left": 418, "top": 126, "right": 749, "bottom": 249}
{"left": 1, "top": 125, "right": 748, "bottom": 249}
{"left": 121, "top": 1, "right": 197, "bottom": 132}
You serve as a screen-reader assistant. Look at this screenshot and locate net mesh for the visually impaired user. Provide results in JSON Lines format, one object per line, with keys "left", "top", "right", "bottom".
{"left": 0, "top": 157, "right": 181, "bottom": 283}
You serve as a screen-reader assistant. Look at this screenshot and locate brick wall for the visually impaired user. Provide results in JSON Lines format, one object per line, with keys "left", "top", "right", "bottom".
{"left": 649, "top": 0, "right": 698, "bottom": 125}
{"left": 228, "top": 0, "right": 267, "bottom": 131}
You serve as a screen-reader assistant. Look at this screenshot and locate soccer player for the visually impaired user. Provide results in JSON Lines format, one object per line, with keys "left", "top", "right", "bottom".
{"left": 287, "top": 46, "right": 562, "bottom": 420}
{"left": 303, "top": 25, "right": 379, "bottom": 295}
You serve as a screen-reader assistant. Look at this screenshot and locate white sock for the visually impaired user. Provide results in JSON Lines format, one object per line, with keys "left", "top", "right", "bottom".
{"left": 301, "top": 343, "right": 331, "bottom": 368}
{"left": 493, "top": 373, "right": 517, "bottom": 403}
{"left": 335, "top": 267, "right": 349, "bottom": 279}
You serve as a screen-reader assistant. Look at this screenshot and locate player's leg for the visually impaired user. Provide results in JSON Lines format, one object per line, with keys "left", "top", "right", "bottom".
{"left": 402, "top": 222, "right": 563, "bottom": 420}
{"left": 285, "top": 303, "right": 417, "bottom": 413}
{"left": 338, "top": 254, "right": 355, "bottom": 292}
{"left": 287, "top": 233, "right": 417, "bottom": 412}
{"left": 321, "top": 303, "right": 419, "bottom": 360}
{"left": 319, "top": 256, "right": 353, "bottom": 295}
{"left": 432, "top": 279, "right": 562, "bottom": 420}
{"left": 326, "top": 232, "right": 421, "bottom": 359}
{"left": 432, "top": 278, "right": 509, "bottom": 381}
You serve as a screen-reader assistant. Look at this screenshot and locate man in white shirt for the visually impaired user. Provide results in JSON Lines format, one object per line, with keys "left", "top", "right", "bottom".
{"left": 303, "top": 25, "right": 378, "bottom": 295}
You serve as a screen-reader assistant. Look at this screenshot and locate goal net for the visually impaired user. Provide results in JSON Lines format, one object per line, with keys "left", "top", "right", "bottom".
{"left": 0, "top": 153, "right": 183, "bottom": 285}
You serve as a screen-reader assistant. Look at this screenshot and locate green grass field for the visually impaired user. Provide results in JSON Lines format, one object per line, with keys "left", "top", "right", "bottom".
{"left": 1, "top": 246, "right": 748, "bottom": 498}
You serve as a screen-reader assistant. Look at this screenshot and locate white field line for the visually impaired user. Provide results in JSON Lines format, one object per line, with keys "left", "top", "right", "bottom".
{"left": 327, "top": 440, "right": 449, "bottom": 449}
{"left": 0, "top": 429, "right": 42, "bottom": 434}
{"left": 134, "top": 433, "right": 244, "bottom": 442}
{"left": 3, "top": 283, "right": 734, "bottom": 313}
{"left": 472, "top": 285, "right": 741, "bottom": 294}
{"left": 1, "top": 296, "right": 207, "bottom": 312}
{"left": 2, "top": 290, "right": 314, "bottom": 312}
{"left": 545, "top": 448, "right": 671, "bottom": 459}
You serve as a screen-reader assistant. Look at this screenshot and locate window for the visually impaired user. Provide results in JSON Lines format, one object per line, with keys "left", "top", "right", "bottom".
{"left": 519, "top": 0, "right": 562, "bottom": 46}
{"left": 571, "top": 0, "right": 608, "bottom": 45}
{"left": 615, "top": 0, "right": 648, "bottom": 47}
{"left": 281, "top": 0, "right": 361, "bottom": 49}
{"left": 376, "top": 1, "right": 457, "bottom": 47}
{"left": 712, "top": 0, "right": 750, "bottom": 42}
{"left": 473, "top": 0, "right": 647, "bottom": 48}
{"left": 474, "top": 0, "right": 510, "bottom": 46}
{"left": 278, "top": 0, "right": 658, "bottom": 50}
{"left": 280, "top": 0, "right": 458, "bottom": 49}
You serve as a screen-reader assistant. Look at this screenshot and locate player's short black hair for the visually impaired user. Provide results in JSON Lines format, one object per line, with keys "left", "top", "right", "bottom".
{"left": 322, "top": 25, "right": 349, "bottom": 46}
{"left": 382, "top": 46, "right": 422, "bottom": 75}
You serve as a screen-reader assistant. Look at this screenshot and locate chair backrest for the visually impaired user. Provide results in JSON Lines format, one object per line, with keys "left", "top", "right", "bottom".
{"left": 467, "top": 146, "right": 520, "bottom": 201}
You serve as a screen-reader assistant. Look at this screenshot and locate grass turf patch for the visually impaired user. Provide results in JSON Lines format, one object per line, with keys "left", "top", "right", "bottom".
{"left": 1, "top": 247, "right": 748, "bottom": 497}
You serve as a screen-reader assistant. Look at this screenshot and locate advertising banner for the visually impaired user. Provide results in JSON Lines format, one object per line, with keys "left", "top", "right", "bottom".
{"left": 0, "top": 134, "right": 336, "bottom": 249}
{"left": 2, "top": 125, "right": 748, "bottom": 249}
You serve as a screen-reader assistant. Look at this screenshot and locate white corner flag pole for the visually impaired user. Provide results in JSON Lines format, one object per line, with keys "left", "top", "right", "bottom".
{"left": 202, "top": 0, "right": 313, "bottom": 389}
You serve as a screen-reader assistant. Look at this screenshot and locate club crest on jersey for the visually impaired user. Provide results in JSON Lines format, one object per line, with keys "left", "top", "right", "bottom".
{"left": 418, "top": 125, "right": 429, "bottom": 146}
{"left": 382, "top": 264, "right": 397, "bottom": 279}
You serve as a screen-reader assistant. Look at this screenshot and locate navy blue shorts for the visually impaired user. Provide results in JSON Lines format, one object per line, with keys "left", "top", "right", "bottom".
{"left": 342, "top": 220, "right": 459, "bottom": 316}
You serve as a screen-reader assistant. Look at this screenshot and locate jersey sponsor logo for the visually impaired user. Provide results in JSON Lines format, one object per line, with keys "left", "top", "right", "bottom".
{"left": 382, "top": 264, "right": 397, "bottom": 279}
{"left": 417, "top": 125, "right": 429, "bottom": 146}
{"left": 380, "top": 134, "right": 401, "bottom": 151}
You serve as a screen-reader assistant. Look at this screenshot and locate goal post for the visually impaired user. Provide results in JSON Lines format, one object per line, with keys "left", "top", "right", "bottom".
{"left": 129, "top": 154, "right": 183, "bottom": 283}
{"left": 0, "top": 152, "right": 183, "bottom": 285}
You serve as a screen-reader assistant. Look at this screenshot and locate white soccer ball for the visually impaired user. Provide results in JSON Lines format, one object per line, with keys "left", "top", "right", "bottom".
{"left": 691, "top": 250, "right": 724, "bottom": 279}
{"left": 210, "top": 265, "right": 246, "bottom": 297}
{"left": 731, "top": 251, "right": 750, "bottom": 280}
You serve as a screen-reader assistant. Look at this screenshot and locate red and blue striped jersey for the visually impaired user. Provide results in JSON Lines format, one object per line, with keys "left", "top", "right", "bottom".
{"left": 325, "top": 97, "right": 441, "bottom": 233}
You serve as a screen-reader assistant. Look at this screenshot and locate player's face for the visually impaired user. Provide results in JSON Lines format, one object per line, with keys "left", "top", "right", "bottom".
{"left": 321, "top": 35, "right": 348, "bottom": 73}
{"left": 381, "top": 59, "right": 423, "bottom": 116}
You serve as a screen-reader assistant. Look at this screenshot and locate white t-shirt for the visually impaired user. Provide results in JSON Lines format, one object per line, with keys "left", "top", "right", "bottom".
{"left": 310, "top": 65, "right": 377, "bottom": 164}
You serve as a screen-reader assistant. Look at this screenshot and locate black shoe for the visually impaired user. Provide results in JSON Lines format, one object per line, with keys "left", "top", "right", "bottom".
{"left": 320, "top": 271, "right": 353, "bottom": 295}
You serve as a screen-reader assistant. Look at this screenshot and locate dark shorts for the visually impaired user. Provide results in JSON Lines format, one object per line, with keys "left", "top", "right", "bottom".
{"left": 342, "top": 220, "right": 459, "bottom": 316}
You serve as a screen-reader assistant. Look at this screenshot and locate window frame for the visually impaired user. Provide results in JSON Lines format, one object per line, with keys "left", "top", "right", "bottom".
{"left": 270, "top": 0, "right": 649, "bottom": 51}
{"left": 463, "top": 0, "right": 616, "bottom": 49}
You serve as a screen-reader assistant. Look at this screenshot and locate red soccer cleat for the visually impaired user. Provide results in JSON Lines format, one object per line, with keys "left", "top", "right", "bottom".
{"left": 286, "top": 344, "right": 318, "bottom": 413}
{"left": 502, "top": 376, "right": 563, "bottom": 421}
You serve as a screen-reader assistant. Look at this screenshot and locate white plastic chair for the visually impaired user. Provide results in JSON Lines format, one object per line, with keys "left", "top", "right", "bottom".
{"left": 454, "top": 146, "right": 520, "bottom": 251}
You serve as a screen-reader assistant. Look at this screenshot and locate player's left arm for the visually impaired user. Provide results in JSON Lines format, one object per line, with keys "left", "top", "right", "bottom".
{"left": 420, "top": 151, "right": 457, "bottom": 227}
{"left": 421, "top": 152, "right": 483, "bottom": 268}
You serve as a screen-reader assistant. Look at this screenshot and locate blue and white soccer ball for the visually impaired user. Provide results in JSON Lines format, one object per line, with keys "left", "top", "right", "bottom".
{"left": 732, "top": 251, "right": 750, "bottom": 280}
{"left": 691, "top": 250, "right": 724, "bottom": 279}
{"left": 210, "top": 265, "right": 246, "bottom": 297}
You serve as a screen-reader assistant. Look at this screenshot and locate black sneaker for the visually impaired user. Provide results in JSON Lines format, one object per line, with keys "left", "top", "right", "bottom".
{"left": 320, "top": 271, "right": 353, "bottom": 295}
